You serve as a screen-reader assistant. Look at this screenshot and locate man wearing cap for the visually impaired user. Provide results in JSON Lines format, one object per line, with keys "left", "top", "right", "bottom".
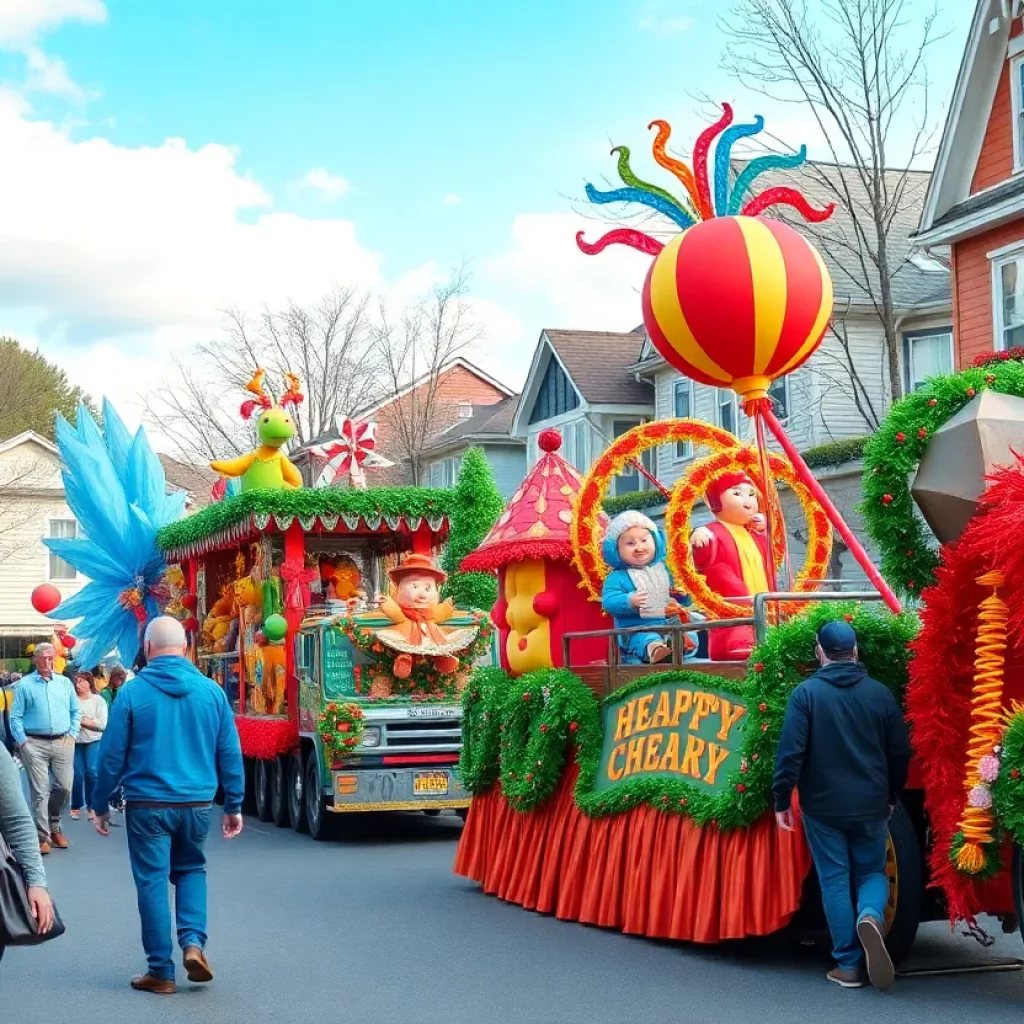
{"left": 772, "top": 620, "right": 910, "bottom": 991}
{"left": 9, "top": 642, "right": 80, "bottom": 853}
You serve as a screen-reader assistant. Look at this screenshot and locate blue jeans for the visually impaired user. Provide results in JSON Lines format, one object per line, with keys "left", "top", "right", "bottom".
{"left": 72, "top": 742, "right": 100, "bottom": 811}
{"left": 126, "top": 807, "right": 212, "bottom": 980}
{"left": 802, "top": 814, "right": 889, "bottom": 972}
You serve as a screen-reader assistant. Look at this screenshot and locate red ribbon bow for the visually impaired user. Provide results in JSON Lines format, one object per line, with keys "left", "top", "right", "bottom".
{"left": 280, "top": 559, "right": 318, "bottom": 610}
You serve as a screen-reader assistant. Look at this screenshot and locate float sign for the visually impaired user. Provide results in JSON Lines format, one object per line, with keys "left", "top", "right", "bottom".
{"left": 594, "top": 681, "right": 749, "bottom": 794}
{"left": 323, "top": 627, "right": 355, "bottom": 698}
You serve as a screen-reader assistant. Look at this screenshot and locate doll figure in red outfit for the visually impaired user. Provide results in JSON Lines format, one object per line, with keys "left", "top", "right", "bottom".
{"left": 690, "top": 471, "right": 771, "bottom": 661}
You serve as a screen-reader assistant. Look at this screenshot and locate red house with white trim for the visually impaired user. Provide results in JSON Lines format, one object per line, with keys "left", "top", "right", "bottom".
{"left": 915, "top": 0, "right": 1024, "bottom": 365}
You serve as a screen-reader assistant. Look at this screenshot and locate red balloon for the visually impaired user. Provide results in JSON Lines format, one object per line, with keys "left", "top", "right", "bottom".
{"left": 62, "top": 634, "right": 77, "bottom": 650}
{"left": 31, "top": 584, "right": 61, "bottom": 614}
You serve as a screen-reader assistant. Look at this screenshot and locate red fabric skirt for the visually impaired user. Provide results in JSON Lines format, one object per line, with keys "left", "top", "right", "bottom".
{"left": 454, "top": 764, "right": 813, "bottom": 943}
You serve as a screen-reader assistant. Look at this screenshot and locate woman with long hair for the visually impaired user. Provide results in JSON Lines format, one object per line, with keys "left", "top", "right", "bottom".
{"left": 101, "top": 664, "right": 127, "bottom": 708}
{"left": 70, "top": 672, "right": 107, "bottom": 822}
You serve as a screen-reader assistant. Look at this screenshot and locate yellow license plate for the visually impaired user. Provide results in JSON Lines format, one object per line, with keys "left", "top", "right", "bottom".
{"left": 413, "top": 771, "right": 449, "bottom": 796}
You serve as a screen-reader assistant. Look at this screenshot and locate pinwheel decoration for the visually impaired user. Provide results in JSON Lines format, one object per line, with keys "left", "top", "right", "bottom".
{"left": 577, "top": 105, "right": 900, "bottom": 613}
{"left": 309, "top": 417, "right": 385, "bottom": 489}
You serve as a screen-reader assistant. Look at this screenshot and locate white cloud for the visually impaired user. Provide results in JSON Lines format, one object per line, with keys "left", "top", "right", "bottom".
{"left": 637, "top": 3, "right": 692, "bottom": 34}
{"left": 442, "top": 192, "right": 461, "bottom": 206}
{"left": 298, "top": 167, "right": 351, "bottom": 200}
{"left": 0, "top": 0, "right": 106, "bottom": 45}
{"left": 22, "top": 45, "right": 89, "bottom": 99}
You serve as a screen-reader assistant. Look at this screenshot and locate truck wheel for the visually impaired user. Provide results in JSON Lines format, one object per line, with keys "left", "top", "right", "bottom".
{"left": 270, "top": 755, "right": 290, "bottom": 828}
{"left": 882, "top": 801, "right": 923, "bottom": 966}
{"left": 305, "top": 751, "right": 334, "bottom": 841}
{"left": 241, "top": 757, "right": 256, "bottom": 816}
{"left": 254, "top": 758, "right": 273, "bottom": 823}
{"left": 289, "top": 748, "right": 309, "bottom": 834}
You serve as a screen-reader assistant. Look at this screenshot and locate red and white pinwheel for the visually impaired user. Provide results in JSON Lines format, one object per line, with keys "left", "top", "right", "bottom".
{"left": 309, "top": 418, "right": 378, "bottom": 489}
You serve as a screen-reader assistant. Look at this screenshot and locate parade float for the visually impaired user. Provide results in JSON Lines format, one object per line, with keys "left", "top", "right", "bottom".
{"left": 38, "top": 375, "right": 499, "bottom": 840}
{"left": 452, "top": 108, "right": 1024, "bottom": 962}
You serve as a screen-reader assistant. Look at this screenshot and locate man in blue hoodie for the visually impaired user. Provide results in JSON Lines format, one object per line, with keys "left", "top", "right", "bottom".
{"left": 772, "top": 620, "right": 910, "bottom": 992}
{"left": 91, "top": 616, "right": 245, "bottom": 995}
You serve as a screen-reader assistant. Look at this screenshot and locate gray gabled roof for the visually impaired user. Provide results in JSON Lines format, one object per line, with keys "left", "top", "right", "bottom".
{"left": 419, "top": 397, "right": 524, "bottom": 456}
{"left": 543, "top": 328, "right": 652, "bottom": 405}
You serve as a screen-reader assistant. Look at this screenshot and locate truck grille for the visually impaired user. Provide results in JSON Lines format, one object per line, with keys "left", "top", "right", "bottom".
{"left": 382, "top": 718, "right": 461, "bottom": 753}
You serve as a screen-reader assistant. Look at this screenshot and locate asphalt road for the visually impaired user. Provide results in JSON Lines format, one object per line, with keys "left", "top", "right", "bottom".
{"left": 2, "top": 808, "right": 1024, "bottom": 1023}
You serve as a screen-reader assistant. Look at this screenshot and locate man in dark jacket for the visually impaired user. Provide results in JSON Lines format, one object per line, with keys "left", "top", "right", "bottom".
{"left": 773, "top": 620, "right": 910, "bottom": 991}
{"left": 91, "top": 616, "right": 245, "bottom": 995}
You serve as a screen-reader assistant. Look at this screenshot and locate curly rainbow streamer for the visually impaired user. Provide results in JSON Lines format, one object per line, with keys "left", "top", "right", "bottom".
{"left": 692, "top": 103, "right": 733, "bottom": 220}
{"left": 648, "top": 120, "right": 703, "bottom": 216}
{"left": 741, "top": 185, "right": 835, "bottom": 223}
{"left": 714, "top": 115, "right": 765, "bottom": 217}
{"left": 584, "top": 182, "right": 694, "bottom": 230}
{"left": 575, "top": 228, "right": 664, "bottom": 257}
{"left": 611, "top": 145, "right": 695, "bottom": 222}
{"left": 728, "top": 147, "right": 808, "bottom": 214}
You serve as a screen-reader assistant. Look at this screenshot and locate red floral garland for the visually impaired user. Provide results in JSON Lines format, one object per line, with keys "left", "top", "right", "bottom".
{"left": 234, "top": 715, "right": 298, "bottom": 760}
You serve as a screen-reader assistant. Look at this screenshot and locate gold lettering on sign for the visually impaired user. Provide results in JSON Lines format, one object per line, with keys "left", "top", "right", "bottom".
{"left": 671, "top": 689, "right": 693, "bottom": 728}
{"left": 635, "top": 694, "right": 654, "bottom": 734}
{"left": 703, "top": 743, "right": 730, "bottom": 785}
{"left": 643, "top": 733, "right": 664, "bottom": 771}
{"left": 689, "top": 692, "right": 720, "bottom": 732}
{"left": 607, "top": 743, "right": 625, "bottom": 781}
{"left": 625, "top": 736, "right": 644, "bottom": 775}
{"left": 650, "top": 690, "right": 672, "bottom": 729}
{"left": 680, "top": 735, "right": 706, "bottom": 778}
{"left": 716, "top": 700, "right": 747, "bottom": 742}
{"left": 658, "top": 732, "right": 681, "bottom": 773}
{"left": 615, "top": 701, "right": 635, "bottom": 742}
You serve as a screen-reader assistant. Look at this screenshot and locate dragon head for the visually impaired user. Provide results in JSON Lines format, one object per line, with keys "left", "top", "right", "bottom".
{"left": 256, "top": 406, "right": 295, "bottom": 448}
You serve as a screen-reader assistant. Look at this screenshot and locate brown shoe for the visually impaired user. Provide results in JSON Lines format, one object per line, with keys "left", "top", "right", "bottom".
{"left": 857, "top": 915, "right": 895, "bottom": 990}
{"left": 648, "top": 642, "right": 672, "bottom": 664}
{"left": 183, "top": 946, "right": 213, "bottom": 983}
{"left": 50, "top": 831, "right": 69, "bottom": 850}
{"left": 39, "top": 840, "right": 51, "bottom": 855}
{"left": 826, "top": 967, "right": 865, "bottom": 988}
{"left": 130, "top": 974, "right": 176, "bottom": 995}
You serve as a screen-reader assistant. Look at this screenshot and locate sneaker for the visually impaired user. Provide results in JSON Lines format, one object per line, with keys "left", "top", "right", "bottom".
{"left": 827, "top": 967, "right": 865, "bottom": 988}
{"left": 49, "top": 830, "right": 69, "bottom": 850}
{"left": 857, "top": 916, "right": 895, "bottom": 991}
{"left": 183, "top": 946, "right": 213, "bottom": 983}
{"left": 130, "top": 974, "right": 176, "bottom": 995}
{"left": 70, "top": 809, "right": 80, "bottom": 820}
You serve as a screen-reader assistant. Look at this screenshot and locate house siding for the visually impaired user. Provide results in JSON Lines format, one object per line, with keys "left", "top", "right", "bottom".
{"left": 479, "top": 446, "right": 528, "bottom": 499}
{"left": 953, "top": 220, "right": 1024, "bottom": 366}
{"left": 970, "top": 50, "right": 1016, "bottom": 193}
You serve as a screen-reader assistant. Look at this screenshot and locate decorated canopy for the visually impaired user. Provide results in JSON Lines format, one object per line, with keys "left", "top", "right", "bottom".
{"left": 461, "top": 430, "right": 605, "bottom": 572}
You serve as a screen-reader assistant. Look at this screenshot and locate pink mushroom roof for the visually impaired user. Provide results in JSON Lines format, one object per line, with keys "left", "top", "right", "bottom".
{"left": 461, "top": 429, "right": 604, "bottom": 572}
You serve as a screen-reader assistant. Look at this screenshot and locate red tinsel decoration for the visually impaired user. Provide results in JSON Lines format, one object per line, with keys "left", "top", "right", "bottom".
{"left": 234, "top": 715, "right": 298, "bottom": 760}
{"left": 908, "top": 454, "right": 1024, "bottom": 923}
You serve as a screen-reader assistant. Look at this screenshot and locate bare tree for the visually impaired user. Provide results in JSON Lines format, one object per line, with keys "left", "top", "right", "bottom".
{"left": 720, "top": 0, "right": 943, "bottom": 404}
{"left": 370, "top": 265, "right": 484, "bottom": 485}
{"left": 145, "top": 286, "right": 379, "bottom": 462}
{"left": 0, "top": 449, "right": 61, "bottom": 566}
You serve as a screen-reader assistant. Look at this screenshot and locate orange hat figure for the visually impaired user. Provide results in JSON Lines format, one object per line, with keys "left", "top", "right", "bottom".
{"left": 373, "top": 554, "right": 479, "bottom": 680}
{"left": 690, "top": 471, "right": 771, "bottom": 661}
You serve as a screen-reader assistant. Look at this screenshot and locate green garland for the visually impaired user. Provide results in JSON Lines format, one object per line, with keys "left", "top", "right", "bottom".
{"left": 341, "top": 612, "right": 494, "bottom": 698}
{"left": 158, "top": 485, "right": 455, "bottom": 550}
{"left": 993, "top": 710, "right": 1024, "bottom": 851}
{"left": 319, "top": 702, "right": 365, "bottom": 762}
{"left": 459, "top": 604, "right": 916, "bottom": 827}
{"left": 442, "top": 448, "right": 505, "bottom": 611}
{"left": 860, "top": 356, "right": 1024, "bottom": 597}
{"left": 949, "top": 829, "right": 1004, "bottom": 881}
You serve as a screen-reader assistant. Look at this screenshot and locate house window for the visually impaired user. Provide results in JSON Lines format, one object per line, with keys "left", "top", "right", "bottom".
{"left": 1014, "top": 54, "right": 1024, "bottom": 171}
{"left": 528, "top": 355, "right": 580, "bottom": 425}
{"left": 995, "top": 251, "right": 1024, "bottom": 351}
{"left": 673, "top": 379, "right": 693, "bottom": 460}
{"left": 562, "top": 419, "right": 590, "bottom": 471}
{"left": 428, "top": 456, "right": 462, "bottom": 489}
{"left": 717, "top": 389, "right": 737, "bottom": 435}
{"left": 767, "top": 376, "right": 789, "bottom": 423}
{"left": 903, "top": 329, "right": 953, "bottom": 391}
{"left": 458, "top": 402, "right": 473, "bottom": 419}
{"left": 48, "top": 519, "right": 77, "bottom": 581}
{"left": 610, "top": 419, "right": 652, "bottom": 495}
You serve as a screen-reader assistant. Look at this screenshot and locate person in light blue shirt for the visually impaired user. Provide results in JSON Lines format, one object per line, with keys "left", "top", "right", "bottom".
{"left": 9, "top": 643, "right": 80, "bottom": 852}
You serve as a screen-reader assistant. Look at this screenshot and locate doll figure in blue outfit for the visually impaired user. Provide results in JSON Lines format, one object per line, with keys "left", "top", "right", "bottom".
{"left": 601, "top": 511, "right": 696, "bottom": 665}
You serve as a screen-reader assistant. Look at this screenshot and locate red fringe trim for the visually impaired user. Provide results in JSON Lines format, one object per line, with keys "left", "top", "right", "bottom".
{"left": 235, "top": 715, "right": 298, "bottom": 760}
{"left": 460, "top": 539, "right": 573, "bottom": 573}
{"left": 454, "top": 764, "right": 813, "bottom": 943}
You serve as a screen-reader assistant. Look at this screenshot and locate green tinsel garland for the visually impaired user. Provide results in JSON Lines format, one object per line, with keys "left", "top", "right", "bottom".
{"left": 949, "top": 829, "right": 1004, "bottom": 881}
{"left": 992, "top": 710, "right": 1024, "bottom": 853}
{"left": 319, "top": 702, "right": 365, "bottom": 762}
{"left": 158, "top": 485, "right": 455, "bottom": 551}
{"left": 442, "top": 448, "right": 504, "bottom": 611}
{"left": 860, "top": 357, "right": 1024, "bottom": 598}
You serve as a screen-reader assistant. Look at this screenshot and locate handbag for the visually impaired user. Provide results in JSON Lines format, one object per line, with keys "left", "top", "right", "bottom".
{"left": 0, "top": 831, "right": 65, "bottom": 946}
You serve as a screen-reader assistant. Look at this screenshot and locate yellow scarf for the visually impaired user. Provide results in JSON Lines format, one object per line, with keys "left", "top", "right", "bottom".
{"left": 722, "top": 522, "right": 769, "bottom": 594}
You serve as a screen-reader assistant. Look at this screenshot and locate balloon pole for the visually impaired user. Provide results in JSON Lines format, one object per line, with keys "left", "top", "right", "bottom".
{"left": 761, "top": 405, "right": 902, "bottom": 614}
{"left": 751, "top": 405, "right": 779, "bottom": 592}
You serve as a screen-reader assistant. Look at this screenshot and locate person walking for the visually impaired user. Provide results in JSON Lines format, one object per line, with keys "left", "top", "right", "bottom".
{"left": 100, "top": 664, "right": 127, "bottom": 709}
{"left": 70, "top": 672, "right": 107, "bottom": 821}
{"left": 0, "top": 744, "right": 54, "bottom": 964}
{"left": 91, "top": 616, "right": 245, "bottom": 995}
{"left": 8, "top": 644, "right": 80, "bottom": 854}
{"left": 773, "top": 621, "right": 911, "bottom": 991}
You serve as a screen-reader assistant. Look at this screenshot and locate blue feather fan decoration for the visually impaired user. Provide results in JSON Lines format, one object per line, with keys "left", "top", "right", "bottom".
{"left": 43, "top": 401, "right": 186, "bottom": 667}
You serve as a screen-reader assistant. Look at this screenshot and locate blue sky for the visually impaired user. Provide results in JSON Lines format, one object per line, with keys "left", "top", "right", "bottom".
{"left": 0, "top": 0, "right": 974, "bottom": 441}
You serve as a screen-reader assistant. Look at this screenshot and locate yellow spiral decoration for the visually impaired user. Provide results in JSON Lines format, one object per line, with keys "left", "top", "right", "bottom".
{"left": 955, "top": 571, "right": 1008, "bottom": 873}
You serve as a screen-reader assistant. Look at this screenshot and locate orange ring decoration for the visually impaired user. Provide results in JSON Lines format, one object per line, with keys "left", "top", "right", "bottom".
{"left": 666, "top": 447, "right": 833, "bottom": 620}
{"left": 572, "top": 419, "right": 749, "bottom": 602}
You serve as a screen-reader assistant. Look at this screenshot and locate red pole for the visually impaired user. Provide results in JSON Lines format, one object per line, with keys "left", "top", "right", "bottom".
{"left": 761, "top": 406, "right": 901, "bottom": 614}
{"left": 752, "top": 410, "right": 779, "bottom": 592}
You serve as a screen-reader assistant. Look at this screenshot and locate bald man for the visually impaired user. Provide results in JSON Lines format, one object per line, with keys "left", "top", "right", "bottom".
{"left": 92, "top": 616, "right": 245, "bottom": 995}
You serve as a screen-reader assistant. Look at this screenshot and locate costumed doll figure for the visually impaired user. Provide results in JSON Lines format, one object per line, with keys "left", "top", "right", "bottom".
{"left": 601, "top": 511, "right": 694, "bottom": 665}
{"left": 372, "top": 554, "right": 478, "bottom": 680}
{"left": 690, "top": 472, "right": 771, "bottom": 662}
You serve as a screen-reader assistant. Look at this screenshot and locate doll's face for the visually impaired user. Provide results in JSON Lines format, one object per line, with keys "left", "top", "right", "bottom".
{"left": 333, "top": 564, "right": 362, "bottom": 599}
{"left": 396, "top": 572, "right": 439, "bottom": 609}
{"left": 717, "top": 483, "right": 759, "bottom": 525}
{"left": 617, "top": 526, "right": 656, "bottom": 567}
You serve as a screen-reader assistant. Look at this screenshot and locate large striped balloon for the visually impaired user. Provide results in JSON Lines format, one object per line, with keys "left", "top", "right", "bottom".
{"left": 641, "top": 216, "right": 833, "bottom": 402}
